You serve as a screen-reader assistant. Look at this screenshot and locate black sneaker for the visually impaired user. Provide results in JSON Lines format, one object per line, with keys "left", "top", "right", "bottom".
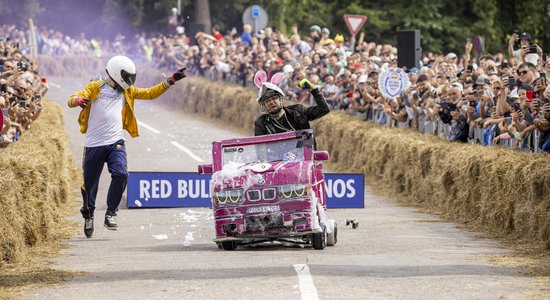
{"left": 84, "top": 218, "right": 94, "bottom": 238}
{"left": 104, "top": 214, "right": 118, "bottom": 231}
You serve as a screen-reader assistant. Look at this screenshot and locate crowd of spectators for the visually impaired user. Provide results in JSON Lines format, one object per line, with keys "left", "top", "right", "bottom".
{"left": 0, "top": 33, "right": 47, "bottom": 148}
{"left": 3, "top": 21, "right": 550, "bottom": 152}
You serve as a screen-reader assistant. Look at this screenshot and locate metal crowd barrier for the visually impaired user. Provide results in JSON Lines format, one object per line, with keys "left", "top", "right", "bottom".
{"left": 343, "top": 107, "right": 546, "bottom": 153}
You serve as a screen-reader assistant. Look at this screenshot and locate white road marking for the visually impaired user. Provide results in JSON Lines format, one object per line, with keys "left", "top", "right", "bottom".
{"left": 121, "top": 114, "right": 204, "bottom": 162}
{"left": 137, "top": 120, "right": 161, "bottom": 134}
{"left": 170, "top": 141, "right": 204, "bottom": 162}
{"left": 293, "top": 264, "right": 319, "bottom": 300}
{"left": 49, "top": 81, "right": 61, "bottom": 89}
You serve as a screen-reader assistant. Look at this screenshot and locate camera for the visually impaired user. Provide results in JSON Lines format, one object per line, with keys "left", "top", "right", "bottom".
{"left": 506, "top": 97, "right": 522, "bottom": 113}
{"left": 17, "top": 61, "right": 28, "bottom": 72}
{"left": 467, "top": 64, "right": 473, "bottom": 72}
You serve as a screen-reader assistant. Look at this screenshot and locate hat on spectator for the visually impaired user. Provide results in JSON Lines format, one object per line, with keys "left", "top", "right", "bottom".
{"left": 283, "top": 64, "right": 294, "bottom": 73}
{"left": 334, "top": 34, "right": 344, "bottom": 43}
{"left": 519, "top": 32, "right": 531, "bottom": 41}
{"left": 322, "top": 27, "right": 330, "bottom": 34}
{"left": 445, "top": 52, "right": 457, "bottom": 60}
{"left": 473, "top": 75, "right": 488, "bottom": 87}
{"left": 310, "top": 25, "right": 321, "bottom": 34}
{"left": 358, "top": 75, "right": 368, "bottom": 83}
{"left": 274, "top": 57, "right": 283, "bottom": 65}
{"left": 450, "top": 82, "right": 463, "bottom": 92}
{"left": 408, "top": 67, "right": 419, "bottom": 75}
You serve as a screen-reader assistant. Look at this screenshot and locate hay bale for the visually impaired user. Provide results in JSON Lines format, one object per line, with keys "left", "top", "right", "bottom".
{"left": 0, "top": 101, "right": 78, "bottom": 264}
{"left": 37, "top": 55, "right": 106, "bottom": 78}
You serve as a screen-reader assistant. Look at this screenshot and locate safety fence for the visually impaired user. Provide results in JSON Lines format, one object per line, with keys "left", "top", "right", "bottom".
{"left": 347, "top": 108, "right": 545, "bottom": 153}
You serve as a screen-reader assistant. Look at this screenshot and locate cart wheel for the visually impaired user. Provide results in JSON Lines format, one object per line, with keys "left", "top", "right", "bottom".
{"left": 221, "top": 241, "right": 237, "bottom": 250}
{"left": 312, "top": 225, "right": 326, "bottom": 250}
{"left": 327, "top": 220, "right": 337, "bottom": 246}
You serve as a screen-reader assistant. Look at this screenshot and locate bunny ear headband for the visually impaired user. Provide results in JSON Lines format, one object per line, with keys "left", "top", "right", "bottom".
{"left": 254, "top": 70, "right": 285, "bottom": 100}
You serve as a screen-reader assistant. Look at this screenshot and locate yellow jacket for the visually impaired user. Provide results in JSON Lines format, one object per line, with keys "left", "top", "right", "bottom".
{"left": 68, "top": 80, "right": 169, "bottom": 138}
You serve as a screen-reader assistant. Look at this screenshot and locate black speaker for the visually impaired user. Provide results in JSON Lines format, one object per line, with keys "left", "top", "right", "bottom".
{"left": 397, "top": 30, "right": 421, "bottom": 70}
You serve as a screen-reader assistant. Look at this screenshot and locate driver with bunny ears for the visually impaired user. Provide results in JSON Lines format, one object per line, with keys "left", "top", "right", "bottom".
{"left": 253, "top": 70, "right": 330, "bottom": 136}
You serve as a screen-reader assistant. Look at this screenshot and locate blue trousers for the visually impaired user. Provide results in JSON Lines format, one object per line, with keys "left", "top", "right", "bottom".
{"left": 80, "top": 139, "right": 128, "bottom": 219}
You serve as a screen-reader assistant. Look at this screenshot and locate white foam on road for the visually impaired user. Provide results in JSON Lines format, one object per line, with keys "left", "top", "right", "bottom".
{"left": 170, "top": 141, "right": 204, "bottom": 162}
{"left": 293, "top": 264, "right": 319, "bottom": 300}
{"left": 153, "top": 234, "right": 168, "bottom": 240}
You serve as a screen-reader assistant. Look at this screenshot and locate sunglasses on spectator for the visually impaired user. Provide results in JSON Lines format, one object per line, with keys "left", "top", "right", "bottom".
{"left": 517, "top": 70, "right": 529, "bottom": 75}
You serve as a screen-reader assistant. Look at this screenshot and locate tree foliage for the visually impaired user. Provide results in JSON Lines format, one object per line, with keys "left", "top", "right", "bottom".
{"left": 0, "top": 0, "right": 548, "bottom": 53}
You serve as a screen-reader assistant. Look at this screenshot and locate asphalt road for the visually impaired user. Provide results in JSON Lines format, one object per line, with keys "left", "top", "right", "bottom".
{"left": 20, "top": 76, "right": 544, "bottom": 300}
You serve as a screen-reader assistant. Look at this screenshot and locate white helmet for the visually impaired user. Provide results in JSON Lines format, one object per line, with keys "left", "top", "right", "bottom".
{"left": 106, "top": 55, "right": 136, "bottom": 90}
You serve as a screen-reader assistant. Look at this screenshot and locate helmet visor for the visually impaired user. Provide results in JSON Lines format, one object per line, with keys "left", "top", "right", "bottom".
{"left": 121, "top": 70, "right": 136, "bottom": 87}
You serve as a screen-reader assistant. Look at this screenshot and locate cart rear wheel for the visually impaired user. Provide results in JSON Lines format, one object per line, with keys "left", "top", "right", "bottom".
{"left": 327, "top": 220, "right": 337, "bottom": 246}
{"left": 221, "top": 241, "right": 237, "bottom": 250}
{"left": 312, "top": 225, "right": 326, "bottom": 250}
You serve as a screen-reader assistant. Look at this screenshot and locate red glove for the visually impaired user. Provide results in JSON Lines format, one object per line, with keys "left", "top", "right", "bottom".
{"left": 73, "top": 97, "right": 89, "bottom": 108}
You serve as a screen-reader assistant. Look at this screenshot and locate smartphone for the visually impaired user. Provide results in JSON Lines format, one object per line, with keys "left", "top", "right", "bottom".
{"left": 505, "top": 117, "right": 512, "bottom": 126}
{"left": 508, "top": 77, "right": 516, "bottom": 89}
{"left": 467, "top": 64, "right": 473, "bottom": 72}
{"left": 469, "top": 100, "right": 477, "bottom": 107}
{"left": 524, "top": 110, "right": 535, "bottom": 125}
{"left": 513, "top": 102, "right": 522, "bottom": 113}
{"left": 412, "top": 92, "right": 419, "bottom": 101}
{"left": 526, "top": 89, "right": 533, "bottom": 100}
{"left": 1, "top": 107, "right": 8, "bottom": 117}
{"left": 529, "top": 45, "right": 538, "bottom": 54}
{"left": 19, "top": 100, "right": 26, "bottom": 108}
{"left": 0, "top": 83, "right": 6, "bottom": 93}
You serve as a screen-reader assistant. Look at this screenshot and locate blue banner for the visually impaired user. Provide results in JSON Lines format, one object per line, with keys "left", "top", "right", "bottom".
{"left": 127, "top": 172, "right": 364, "bottom": 209}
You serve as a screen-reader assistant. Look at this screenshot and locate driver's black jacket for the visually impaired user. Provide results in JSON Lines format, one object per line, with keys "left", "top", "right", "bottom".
{"left": 254, "top": 88, "right": 330, "bottom": 136}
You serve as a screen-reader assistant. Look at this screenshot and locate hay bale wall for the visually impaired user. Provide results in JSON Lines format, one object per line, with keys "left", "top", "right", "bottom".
{"left": 38, "top": 55, "right": 106, "bottom": 78}
{"left": 139, "top": 69, "right": 550, "bottom": 249}
{"left": 0, "top": 101, "right": 78, "bottom": 264}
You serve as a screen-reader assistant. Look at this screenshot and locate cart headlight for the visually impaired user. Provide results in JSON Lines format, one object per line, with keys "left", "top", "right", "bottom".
{"left": 278, "top": 184, "right": 310, "bottom": 199}
{"left": 214, "top": 188, "right": 243, "bottom": 205}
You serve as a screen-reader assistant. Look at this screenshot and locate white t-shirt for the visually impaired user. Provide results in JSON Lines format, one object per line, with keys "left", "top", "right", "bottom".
{"left": 85, "top": 83, "right": 125, "bottom": 147}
